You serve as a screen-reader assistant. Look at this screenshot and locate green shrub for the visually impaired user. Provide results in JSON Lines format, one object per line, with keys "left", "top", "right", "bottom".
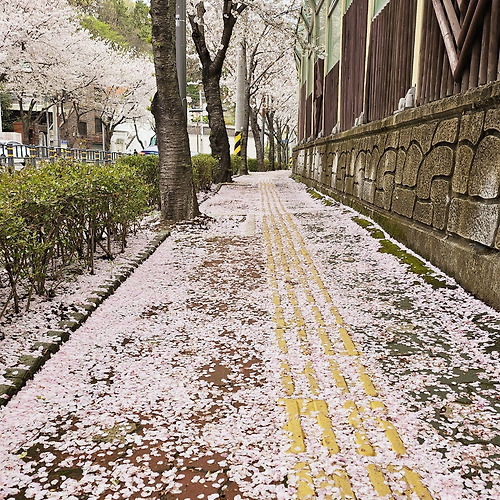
{"left": 247, "top": 158, "right": 258, "bottom": 172}
{"left": 246, "top": 158, "right": 270, "bottom": 172}
{"left": 230, "top": 154, "right": 242, "bottom": 175}
{"left": 118, "top": 154, "right": 160, "bottom": 209}
{"left": 191, "top": 154, "right": 218, "bottom": 191}
{"left": 0, "top": 159, "right": 149, "bottom": 314}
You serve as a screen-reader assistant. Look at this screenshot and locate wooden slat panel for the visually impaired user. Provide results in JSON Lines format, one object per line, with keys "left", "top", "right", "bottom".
{"left": 313, "top": 59, "right": 325, "bottom": 138}
{"left": 340, "top": 0, "right": 368, "bottom": 131}
{"left": 305, "top": 93, "right": 313, "bottom": 141}
{"left": 419, "top": 0, "right": 499, "bottom": 104}
{"left": 365, "top": 0, "right": 417, "bottom": 121}
{"left": 299, "top": 83, "right": 307, "bottom": 142}
{"left": 479, "top": 7, "right": 490, "bottom": 85}
{"left": 488, "top": 0, "right": 500, "bottom": 82}
{"left": 299, "top": 0, "right": 500, "bottom": 139}
{"left": 323, "top": 62, "right": 340, "bottom": 136}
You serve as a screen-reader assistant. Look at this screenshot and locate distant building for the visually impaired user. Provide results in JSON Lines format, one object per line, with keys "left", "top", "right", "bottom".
{"left": 3, "top": 96, "right": 259, "bottom": 157}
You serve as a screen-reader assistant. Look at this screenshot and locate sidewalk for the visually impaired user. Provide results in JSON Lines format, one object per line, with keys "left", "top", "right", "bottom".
{"left": 0, "top": 171, "right": 499, "bottom": 499}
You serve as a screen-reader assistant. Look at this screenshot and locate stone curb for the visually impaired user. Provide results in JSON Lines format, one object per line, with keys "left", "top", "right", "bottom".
{"left": 0, "top": 229, "right": 170, "bottom": 407}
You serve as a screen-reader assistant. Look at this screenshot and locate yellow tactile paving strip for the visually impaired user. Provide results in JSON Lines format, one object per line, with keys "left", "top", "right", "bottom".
{"left": 259, "top": 180, "right": 435, "bottom": 499}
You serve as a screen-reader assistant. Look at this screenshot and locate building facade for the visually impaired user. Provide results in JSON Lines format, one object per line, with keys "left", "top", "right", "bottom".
{"left": 296, "top": 0, "right": 499, "bottom": 141}
{"left": 294, "top": 0, "right": 500, "bottom": 309}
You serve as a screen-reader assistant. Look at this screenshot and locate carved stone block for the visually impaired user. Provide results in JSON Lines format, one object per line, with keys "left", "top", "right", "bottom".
{"left": 452, "top": 145, "right": 474, "bottom": 194}
{"left": 432, "top": 118, "right": 459, "bottom": 145}
{"left": 392, "top": 187, "right": 416, "bottom": 218}
{"left": 402, "top": 143, "right": 423, "bottom": 187}
{"left": 459, "top": 111, "right": 484, "bottom": 145}
{"left": 468, "top": 136, "right": 500, "bottom": 199}
{"left": 417, "top": 146, "right": 453, "bottom": 199}
{"left": 448, "top": 199, "right": 500, "bottom": 247}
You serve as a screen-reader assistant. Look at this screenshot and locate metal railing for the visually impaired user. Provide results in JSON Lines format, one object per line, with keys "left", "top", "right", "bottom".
{"left": 0, "top": 144, "right": 127, "bottom": 171}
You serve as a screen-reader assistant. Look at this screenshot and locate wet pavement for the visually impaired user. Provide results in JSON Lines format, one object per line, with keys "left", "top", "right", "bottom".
{"left": 0, "top": 171, "right": 499, "bottom": 499}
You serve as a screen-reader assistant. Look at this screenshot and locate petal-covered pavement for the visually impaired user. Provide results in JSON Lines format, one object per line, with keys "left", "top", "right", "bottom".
{"left": 0, "top": 171, "right": 499, "bottom": 499}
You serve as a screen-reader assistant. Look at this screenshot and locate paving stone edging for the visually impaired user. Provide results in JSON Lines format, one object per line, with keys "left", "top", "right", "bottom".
{"left": 0, "top": 229, "right": 170, "bottom": 407}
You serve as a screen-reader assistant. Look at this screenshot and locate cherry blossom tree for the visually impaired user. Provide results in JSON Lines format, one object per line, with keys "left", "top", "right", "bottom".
{"left": 1, "top": 0, "right": 155, "bottom": 148}
{"left": 223, "top": 0, "right": 299, "bottom": 171}
{"left": 188, "top": 0, "right": 247, "bottom": 183}
{"left": 1, "top": 0, "right": 84, "bottom": 140}
{"left": 93, "top": 48, "right": 155, "bottom": 150}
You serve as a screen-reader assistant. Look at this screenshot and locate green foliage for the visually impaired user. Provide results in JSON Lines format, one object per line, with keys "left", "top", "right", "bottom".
{"left": 81, "top": 15, "right": 129, "bottom": 50}
{"left": 75, "top": 0, "right": 152, "bottom": 54}
{"left": 117, "top": 155, "right": 160, "bottom": 209}
{"left": 247, "top": 158, "right": 258, "bottom": 172}
{"left": 247, "top": 158, "right": 270, "bottom": 172}
{"left": 230, "top": 154, "right": 242, "bottom": 175}
{"left": 187, "top": 84, "right": 202, "bottom": 109}
{"left": 0, "top": 160, "right": 151, "bottom": 314}
{"left": 191, "top": 154, "right": 218, "bottom": 192}
{"left": 0, "top": 152, "right": 238, "bottom": 316}
{"left": 68, "top": 0, "right": 99, "bottom": 12}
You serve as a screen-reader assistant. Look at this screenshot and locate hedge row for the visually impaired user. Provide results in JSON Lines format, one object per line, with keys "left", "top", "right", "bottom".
{"left": 0, "top": 153, "right": 253, "bottom": 316}
{"left": 121, "top": 153, "right": 243, "bottom": 195}
{"left": 0, "top": 159, "right": 152, "bottom": 315}
{"left": 247, "top": 158, "right": 270, "bottom": 172}
{"left": 191, "top": 154, "right": 242, "bottom": 191}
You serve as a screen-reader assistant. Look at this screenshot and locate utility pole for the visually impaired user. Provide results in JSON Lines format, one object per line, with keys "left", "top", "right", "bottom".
{"left": 54, "top": 103, "right": 60, "bottom": 148}
{"left": 176, "top": 0, "right": 187, "bottom": 118}
{"left": 260, "top": 95, "right": 266, "bottom": 150}
{"left": 234, "top": 43, "right": 246, "bottom": 157}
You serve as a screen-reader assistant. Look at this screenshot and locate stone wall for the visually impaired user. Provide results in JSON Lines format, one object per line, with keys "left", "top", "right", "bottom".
{"left": 293, "top": 81, "right": 500, "bottom": 310}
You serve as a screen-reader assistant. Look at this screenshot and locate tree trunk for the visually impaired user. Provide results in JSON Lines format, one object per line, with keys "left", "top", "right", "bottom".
{"left": 239, "top": 42, "right": 249, "bottom": 176}
{"left": 250, "top": 106, "right": 265, "bottom": 171}
{"left": 276, "top": 121, "right": 282, "bottom": 170}
{"left": 266, "top": 109, "right": 275, "bottom": 171}
{"left": 103, "top": 123, "right": 112, "bottom": 151}
{"left": 203, "top": 72, "right": 232, "bottom": 183}
{"left": 189, "top": 1, "right": 246, "bottom": 185}
{"left": 132, "top": 118, "right": 145, "bottom": 150}
{"left": 19, "top": 98, "right": 34, "bottom": 144}
{"left": 284, "top": 125, "right": 290, "bottom": 167}
{"left": 151, "top": 0, "right": 199, "bottom": 223}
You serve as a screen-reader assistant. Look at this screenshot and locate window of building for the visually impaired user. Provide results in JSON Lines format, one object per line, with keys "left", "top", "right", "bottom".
{"left": 77, "top": 121, "right": 87, "bottom": 136}
{"left": 326, "top": 0, "right": 342, "bottom": 72}
{"left": 373, "top": 0, "right": 390, "bottom": 17}
{"left": 95, "top": 117, "right": 102, "bottom": 134}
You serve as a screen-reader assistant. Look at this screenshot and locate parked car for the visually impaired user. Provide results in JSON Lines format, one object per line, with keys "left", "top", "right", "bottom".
{"left": 138, "top": 145, "right": 199, "bottom": 157}
{"left": 0, "top": 141, "right": 31, "bottom": 170}
{"left": 139, "top": 144, "right": 158, "bottom": 156}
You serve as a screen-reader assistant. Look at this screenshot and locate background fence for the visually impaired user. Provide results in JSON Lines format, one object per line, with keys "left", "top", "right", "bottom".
{"left": 0, "top": 144, "right": 126, "bottom": 171}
